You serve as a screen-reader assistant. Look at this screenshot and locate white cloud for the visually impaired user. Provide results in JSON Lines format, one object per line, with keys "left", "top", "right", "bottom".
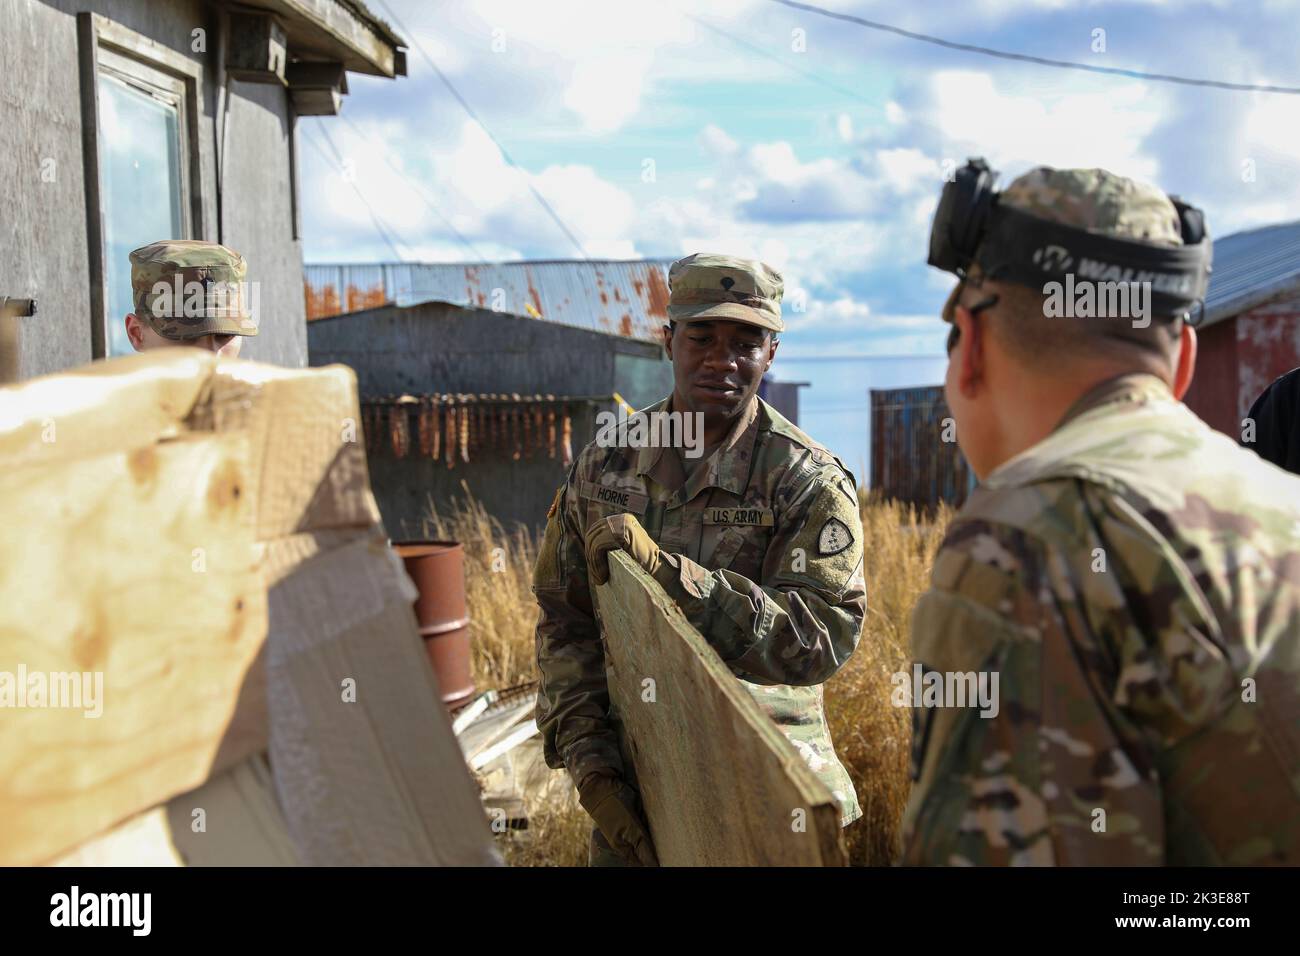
{"left": 730, "top": 140, "right": 883, "bottom": 221}
{"left": 699, "top": 124, "right": 739, "bottom": 158}
{"left": 525, "top": 163, "right": 639, "bottom": 250}
{"left": 563, "top": 54, "right": 653, "bottom": 133}
{"left": 462, "top": 0, "right": 759, "bottom": 133}
{"left": 876, "top": 147, "right": 941, "bottom": 192}
{"left": 786, "top": 296, "right": 871, "bottom": 331}
{"left": 925, "top": 70, "right": 1165, "bottom": 182}
{"left": 1236, "top": 94, "right": 1300, "bottom": 229}
{"left": 303, "top": 116, "right": 641, "bottom": 260}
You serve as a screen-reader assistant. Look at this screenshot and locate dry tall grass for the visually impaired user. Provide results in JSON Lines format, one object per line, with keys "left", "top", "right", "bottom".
{"left": 425, "top": 483, "right": 949, "bottom": 866}
{"left": 422, "top": 483, "right": 540, "bottom": 692}
{"left": 826, "top": 494, "right": 950, "bottom": 865}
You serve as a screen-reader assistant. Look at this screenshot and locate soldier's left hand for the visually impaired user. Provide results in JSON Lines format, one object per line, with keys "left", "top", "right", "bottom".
{"left": 584, "top": 513, "right": 661, "bottom": 585}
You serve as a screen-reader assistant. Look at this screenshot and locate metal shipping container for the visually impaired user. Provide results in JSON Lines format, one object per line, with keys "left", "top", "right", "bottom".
{"left": 869, "top": 385, "right": 976, "bottom": 511}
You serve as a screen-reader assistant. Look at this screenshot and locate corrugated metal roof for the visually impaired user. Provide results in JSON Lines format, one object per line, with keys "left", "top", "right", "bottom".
{"left": 1202, "top": 220, "right": 1300, "bottom": 327}
{"left": 304, "top": 259, "right": 674, "bottom": 343}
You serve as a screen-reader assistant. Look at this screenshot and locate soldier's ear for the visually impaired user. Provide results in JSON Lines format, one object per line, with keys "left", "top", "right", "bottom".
{"left": 124, "top": 313, "right": 146, "bottom": 352}
{"left": 1172, "top": 322, "right": 1197, "bottom": 401}
{"left": 952, "top": 303, "right": 985, "bottom": 398}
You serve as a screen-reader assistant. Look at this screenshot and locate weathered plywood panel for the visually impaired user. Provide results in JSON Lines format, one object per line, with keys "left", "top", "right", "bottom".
{"left": 597, "top": 552, "right": 846, "bottom": 866}
{"left": 0, "top": 365, "right": 266, "bottom": 865}
{"left": 0, "top": 350, "right": 498, "bottom": 866}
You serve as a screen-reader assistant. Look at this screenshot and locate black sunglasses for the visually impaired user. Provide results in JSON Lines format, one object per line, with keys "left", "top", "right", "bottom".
{"left": 946, "top": 293, "right": 999, "bottom": 354}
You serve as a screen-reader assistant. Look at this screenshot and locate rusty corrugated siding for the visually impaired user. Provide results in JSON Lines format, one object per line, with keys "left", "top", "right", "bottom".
{"left": 870, "top": 385, "right": 975, "bottom": 511}
{"left": 303, "top": 259, "right": 673, "bottom": 344}
{"left": 1236, "top": 292, "right": 1300, "bottom": 423}
{"left": 1182, "top": 318, "right": 1239, "bottom": 436}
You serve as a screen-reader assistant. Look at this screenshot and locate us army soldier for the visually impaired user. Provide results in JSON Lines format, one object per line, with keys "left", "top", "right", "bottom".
{"left": 533, "top": 253, "right": 866, "bottom": 866}
{"left": 124, "top": 240, "right": 257, "bottom": 358}
{"left": 904, "top": 162, "right": 1300, "bottom": 865}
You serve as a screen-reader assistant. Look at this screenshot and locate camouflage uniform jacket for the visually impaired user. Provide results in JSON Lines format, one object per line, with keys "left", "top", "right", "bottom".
{"left": 534, "top": 395, "right": 865, "bottom": 825}
{"left": 902, "top": 373, "right": 1300, "bottom": 865}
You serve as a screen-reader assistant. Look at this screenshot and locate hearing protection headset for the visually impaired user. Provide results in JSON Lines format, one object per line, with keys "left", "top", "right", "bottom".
{"left": 928, "top": 158, "right": 1212, "bottom": 320}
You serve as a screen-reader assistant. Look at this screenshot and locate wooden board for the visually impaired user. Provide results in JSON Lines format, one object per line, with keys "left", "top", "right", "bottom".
{"left": 0, "top": 357, "right": 266, "bottom": 865}
{"left": 596, "top": 552, "right": 846, "bottom": 866}
{"left": 0, "top": 350, "right": 499, "bottom": 865}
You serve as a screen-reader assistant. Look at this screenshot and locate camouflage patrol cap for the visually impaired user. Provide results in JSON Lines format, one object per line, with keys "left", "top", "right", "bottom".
{"left": 667, "top": 253, "right": 784, "bottom": 332}
{"left": 1001, "top": 167, "right": 1184, "bottom": 246}
{"left": 129, "top": 239, "right": 257, "bottom": 339}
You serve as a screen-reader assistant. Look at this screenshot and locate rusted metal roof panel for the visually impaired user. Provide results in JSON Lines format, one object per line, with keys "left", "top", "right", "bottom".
{"left": 303, "top": 259, "right": 674, "bottom": 343}
{"left": 869, "top": 385, "right": 976, "bottom": 511}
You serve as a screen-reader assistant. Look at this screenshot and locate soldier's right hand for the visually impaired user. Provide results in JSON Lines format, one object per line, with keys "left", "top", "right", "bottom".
{"left": 577, "top": 771, "right": 659, "bottom": 866}
{"left": 584, "top": 513, "right": 662, "bottom": 586}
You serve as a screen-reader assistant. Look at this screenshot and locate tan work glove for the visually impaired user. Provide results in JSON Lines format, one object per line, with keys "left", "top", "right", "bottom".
{"left": 584, "top": 513, "right": 662, "bottom": 585}
{"left": 578, "top": 772, "right": 659, "bottom": 866}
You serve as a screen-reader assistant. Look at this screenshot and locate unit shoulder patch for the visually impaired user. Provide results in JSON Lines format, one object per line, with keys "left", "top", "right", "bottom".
{"left": 818, "top": 517, "right": 853, "bottom": 556}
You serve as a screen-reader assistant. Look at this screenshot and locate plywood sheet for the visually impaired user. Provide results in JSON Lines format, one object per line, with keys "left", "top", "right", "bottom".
{"left": 0, "top": 358, "right": 265, "bottom": 864}
{"left": 597, "top": 552, "right": 846, "bottom": 866}
{"left": 0, "top": 351, "right": 498, "bottom": 865}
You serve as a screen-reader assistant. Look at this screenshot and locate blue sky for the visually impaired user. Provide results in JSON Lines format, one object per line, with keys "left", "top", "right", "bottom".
{"left": 300, "top": 0, "right": 1300, "bottom": 471}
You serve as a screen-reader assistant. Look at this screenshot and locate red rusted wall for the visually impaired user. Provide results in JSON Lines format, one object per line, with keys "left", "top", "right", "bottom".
{"left": 1184, "top": 318, "right": 1239, "bottom": 436}
{"left": 1237, "top": 292, "right": 1300, "bottom": 420}
{"left": 1184, "top": 291, "right": 1300, "bottom": 439}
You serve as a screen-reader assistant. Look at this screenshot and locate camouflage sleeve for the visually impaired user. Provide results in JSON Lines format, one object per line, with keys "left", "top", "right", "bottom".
{"left": 532, "top": 474, "right": 624, "bottom": 788}
{"left": 650, "top": 464, "right": 865, "bottom": 686}
{"left": 900, "top": 515, "right": 1177, "bottom": 866}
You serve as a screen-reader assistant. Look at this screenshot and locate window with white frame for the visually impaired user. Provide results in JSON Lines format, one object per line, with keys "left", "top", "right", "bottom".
{"left": 95, "top": 47, "right": 192, "bottom": 357}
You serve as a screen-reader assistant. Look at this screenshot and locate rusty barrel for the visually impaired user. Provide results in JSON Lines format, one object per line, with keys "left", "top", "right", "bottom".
{"left": 393, "top": 541, "right": 476, "bottom": 710}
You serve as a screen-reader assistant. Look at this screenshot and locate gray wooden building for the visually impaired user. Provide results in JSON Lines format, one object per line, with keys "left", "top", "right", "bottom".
{"left": 306, "top": 260, "right": 677, "bottom": 535}
{"left": 1, "top": 0, "right": 405, "bottom": 381}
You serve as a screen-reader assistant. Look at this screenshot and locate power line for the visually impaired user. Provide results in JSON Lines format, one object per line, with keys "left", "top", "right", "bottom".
{"left": 305, "top": 127, "right": 408, "bottom": 262}
{"left": 373, "top": 0, "right": 591, "bottom": 259}
{"left": 766, "top": 0, "right": 1300, "bottom": 95}
{"left": 332, "top": 114, "right": 488, "bottom": 262}
{"left": 313, "top": 125, "right": 408, "bottom": 260}
{"left": 684, "top": 12, "right": 878, "bottom": 108}
{"left": 685, "top": 9, "right": 957, "bottom": 147}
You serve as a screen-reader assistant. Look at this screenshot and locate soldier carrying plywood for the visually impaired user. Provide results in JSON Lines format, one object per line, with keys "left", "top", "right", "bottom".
{"left": 532, "top": 253, "right": 866, "bottom": 866}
